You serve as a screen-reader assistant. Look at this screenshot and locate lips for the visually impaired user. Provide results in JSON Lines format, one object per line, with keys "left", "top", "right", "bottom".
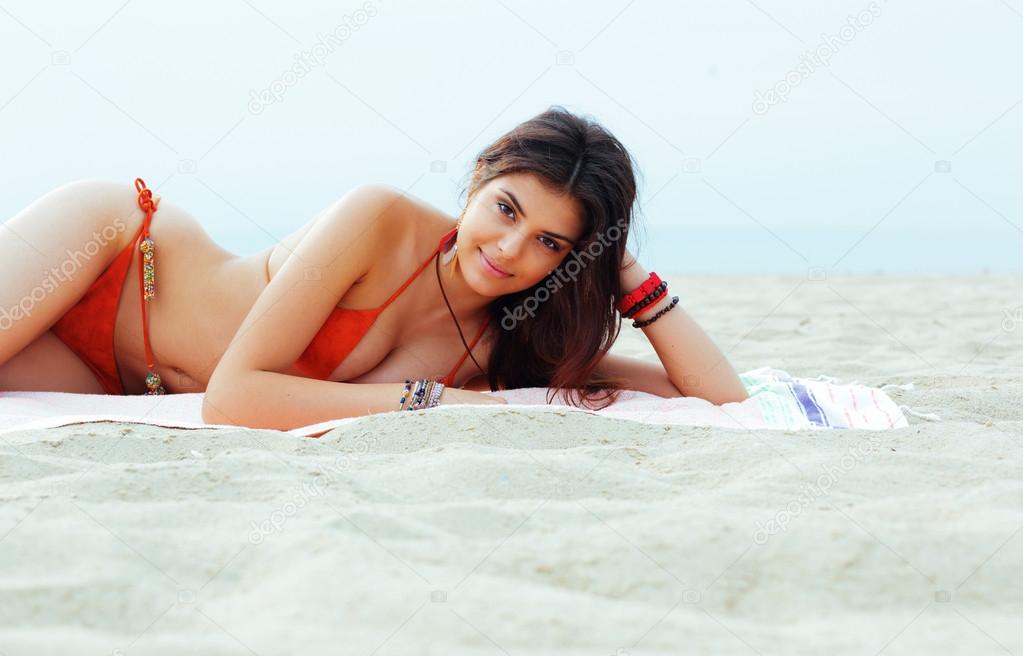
{"left": 479, "top": 248, "right": 512, "bottom": 277}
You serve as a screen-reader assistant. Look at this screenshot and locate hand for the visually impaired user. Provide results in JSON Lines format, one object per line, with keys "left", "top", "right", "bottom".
{"left": 439, "top": 388, "right": 508, "bottom": 405}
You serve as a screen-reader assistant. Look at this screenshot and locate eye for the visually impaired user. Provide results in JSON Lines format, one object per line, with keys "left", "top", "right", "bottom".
{"left": 539, "top": 236, "right": 560, "bottom": 252}
{"left": 497, "top": 202, "right": 561, "bottom": 252}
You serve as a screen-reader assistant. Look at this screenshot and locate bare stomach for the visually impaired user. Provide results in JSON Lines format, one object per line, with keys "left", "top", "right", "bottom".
{"left": 111, "top": 202, "right": 272, "bottom": 394}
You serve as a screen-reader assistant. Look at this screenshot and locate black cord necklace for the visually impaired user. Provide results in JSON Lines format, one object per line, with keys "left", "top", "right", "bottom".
{"left": 434, "top": 251, "right": 487, "bottom": 378}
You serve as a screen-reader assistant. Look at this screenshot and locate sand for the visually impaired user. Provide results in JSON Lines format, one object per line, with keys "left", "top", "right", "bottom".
{"left": 1, "top": 273, "right": 1021, "bottom": 655}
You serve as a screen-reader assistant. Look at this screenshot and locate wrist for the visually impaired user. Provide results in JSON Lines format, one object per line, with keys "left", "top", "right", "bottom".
{"left": 620, "top": 258, "right": 649, "bottom": 291}
{"left": 631, "top": 290, "right": 672, "bottom": 318}
{"left": 618, "top": 265, "right": 679, "bottom": 328}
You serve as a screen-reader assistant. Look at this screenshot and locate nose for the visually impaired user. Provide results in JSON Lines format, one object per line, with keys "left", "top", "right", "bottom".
{"left": 496, "top": 226, "right": 526, "bottom": 259}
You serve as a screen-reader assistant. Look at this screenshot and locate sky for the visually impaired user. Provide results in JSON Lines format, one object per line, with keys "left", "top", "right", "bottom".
{"left": 2, "top": 0, "right": 1021, "bottom": 274}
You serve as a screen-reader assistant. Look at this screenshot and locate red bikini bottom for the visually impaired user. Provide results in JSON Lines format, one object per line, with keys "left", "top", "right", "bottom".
{"left": 49, "top": 178, "right": 165, "bottom": 395}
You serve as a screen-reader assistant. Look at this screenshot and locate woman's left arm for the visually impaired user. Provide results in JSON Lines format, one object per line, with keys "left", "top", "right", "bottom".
{"left": 618, "top": 249, "right": 749, "bottom": 405}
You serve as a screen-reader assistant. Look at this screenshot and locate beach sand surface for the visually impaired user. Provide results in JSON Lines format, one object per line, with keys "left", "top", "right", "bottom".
{"left": 1, "top": 274, "right": 1021, "bottom": 655}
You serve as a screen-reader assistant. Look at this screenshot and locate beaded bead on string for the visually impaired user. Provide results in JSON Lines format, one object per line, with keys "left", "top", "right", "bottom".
{"left": 140, "top": 237, "right": 156, "bottom": 300}
{"left": 145, "top": 370, "right": 165, "bottom": 395}
{"left": 134, "top": 178, "right": 165, "bottom": 395}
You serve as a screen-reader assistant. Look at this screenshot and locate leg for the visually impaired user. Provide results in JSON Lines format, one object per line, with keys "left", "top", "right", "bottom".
{"left": 0, "top": 330, "right": 106, "bottom": 393}
{"left": 0, "top": 180, "right": 144, "bottom": 369}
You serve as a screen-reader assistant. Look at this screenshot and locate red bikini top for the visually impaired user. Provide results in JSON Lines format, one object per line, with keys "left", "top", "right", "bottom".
{"left": 285, "top": 226, "right": 491, "bottom": 386}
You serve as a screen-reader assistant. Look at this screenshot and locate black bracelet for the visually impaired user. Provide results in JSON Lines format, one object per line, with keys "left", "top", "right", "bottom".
{"left": 632, "top": 295, "right": 679, "bottom": 328}
{"left": 623, "top": 281, "right": 668, "bottom": 318}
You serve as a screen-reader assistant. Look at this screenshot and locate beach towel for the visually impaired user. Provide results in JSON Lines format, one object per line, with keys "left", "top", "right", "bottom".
{"left": 0, "top": 367, "right": 918, "bottom": 438}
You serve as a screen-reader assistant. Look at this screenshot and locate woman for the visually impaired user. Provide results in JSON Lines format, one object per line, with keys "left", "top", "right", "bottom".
{"left": 0, "top": 107, "right": 747, "bottom": 429}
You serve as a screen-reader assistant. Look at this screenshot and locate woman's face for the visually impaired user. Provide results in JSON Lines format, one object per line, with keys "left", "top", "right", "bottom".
{"left": 458, "top": 172, "right": 585, "bottom": 293}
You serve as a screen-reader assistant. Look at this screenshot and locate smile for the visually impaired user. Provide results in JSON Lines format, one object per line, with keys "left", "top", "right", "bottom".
{"left": 478, "top": 248, "right": 512, "bottom": 277}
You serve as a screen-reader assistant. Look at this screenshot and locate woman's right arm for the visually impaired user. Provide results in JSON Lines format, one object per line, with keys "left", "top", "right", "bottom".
{"left": 202, "top": 184, "right": 504, "bottom": 430}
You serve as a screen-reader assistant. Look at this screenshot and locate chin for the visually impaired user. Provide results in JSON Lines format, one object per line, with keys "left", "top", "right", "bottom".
{"left": 467, "top": 271, "right": 508, "bottom": 297}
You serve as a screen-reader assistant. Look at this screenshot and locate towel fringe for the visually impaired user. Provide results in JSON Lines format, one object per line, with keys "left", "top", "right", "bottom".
{"left": 899, "top": 404, "right": 941, "bottom": 422}
{"left": 882, "top": 382, "right": 915, "bottom": 392}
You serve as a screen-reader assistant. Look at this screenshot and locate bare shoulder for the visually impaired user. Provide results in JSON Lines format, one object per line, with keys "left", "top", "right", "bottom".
{"left": 327, "top": 183, "right": 409, "bottom": 234}
{"left": 312, "top": 183, "right": 422, "bottom": 273}
{"left": 269, "top": 183, "right": 411, "bottom": 281}
{"left": 369, "top": 183, "right": 456, "bottom": 234}
{"left": 337, "top": 182, "right": 453, "bottom": 238}
{"left": 348, "top": 184, "right": 457, "bottom": 265}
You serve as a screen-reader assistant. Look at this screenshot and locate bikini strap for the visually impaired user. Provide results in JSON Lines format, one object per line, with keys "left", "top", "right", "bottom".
{"left": 377, "top": 226, "right": 459, "bottom": 311}
{"left": 444, "top": 314, "right": 491, "bottom": 386}
{"left": 134, "top": 178, "right": 166, "bottom": 395}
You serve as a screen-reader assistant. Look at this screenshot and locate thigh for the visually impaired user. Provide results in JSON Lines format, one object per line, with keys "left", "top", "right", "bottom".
{"left": 0, "top": 330, "right": 106, "bottom": 393}
{"left": 0, "top": 179, "right": 144, "bottom": 367}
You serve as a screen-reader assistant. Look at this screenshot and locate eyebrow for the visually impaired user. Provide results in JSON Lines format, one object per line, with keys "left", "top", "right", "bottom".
{"left": 499, "top": 187, "right": 577, "bottom": 245}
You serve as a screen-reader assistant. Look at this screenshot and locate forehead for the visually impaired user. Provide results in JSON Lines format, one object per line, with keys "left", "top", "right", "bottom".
{"left": 488, "top": 172, "right": 584, "bottom": 230}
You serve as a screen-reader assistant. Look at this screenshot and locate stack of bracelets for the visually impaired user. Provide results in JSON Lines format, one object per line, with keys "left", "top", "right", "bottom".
{"left": 618, "top": 271, "right": 680, "bottom": 328}
{"left": 398, "top": 378, "right": 446, "bottom": 411}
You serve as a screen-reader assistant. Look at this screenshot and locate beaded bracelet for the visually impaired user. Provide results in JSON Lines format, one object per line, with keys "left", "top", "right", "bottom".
{"left": 427, "top": 380, "right": 444, "bottom": 407}
{"left": 623, "top": 281, "right": 668, "bottom": 319}
{"left": 415, "top": 380, "right": 432, "bottom": 410}
{"left": 399, "top": 379, "right": 414, "bottom": 409}
{"left": 407, "top": 379, "right": 428, "bottom": 411}
{"left": 400, "top": 379, "right": 427, "bottom": 410}
{"left": 398, "top": 378, "right": 446, "bottom": 411}
{"left": 633, "top": 295, "right": 679, "bottom": 328}
{"left": 410, "top": 380, "right": 445, "bottom": 411}
{"left": 631, "top": 284, "right": 671, "bottom": 318}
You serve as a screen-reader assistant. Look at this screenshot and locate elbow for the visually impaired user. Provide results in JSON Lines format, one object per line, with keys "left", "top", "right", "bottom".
{"left": 717, "top": 390, "right": 750, "bottom": 405}
{"left": 672, "top": 383, "right": 749, "bottom": 406}
{"left": 201, "top": 389, "right": 236, "bottom": 426}
{"left": 202, "top": 371, "right": 246, "bottom": 426}
{"left": 707, "top": 386, "right": 750, "bottom": 406}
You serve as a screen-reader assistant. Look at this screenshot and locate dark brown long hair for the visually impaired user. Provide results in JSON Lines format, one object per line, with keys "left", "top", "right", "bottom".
{"left": 459, "top": 105, "right": 642, "bottom": 410}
